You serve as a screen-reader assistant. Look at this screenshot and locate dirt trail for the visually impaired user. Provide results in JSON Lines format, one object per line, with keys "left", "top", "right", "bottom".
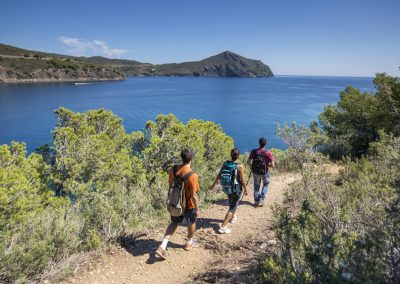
{"left": 63, "top": 172, "right": 298, "bottom": 284}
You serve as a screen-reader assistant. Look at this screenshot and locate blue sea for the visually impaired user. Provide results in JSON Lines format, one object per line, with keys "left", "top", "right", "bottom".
{"left": 0, "top": 76, "right": 374, "bottom": 153}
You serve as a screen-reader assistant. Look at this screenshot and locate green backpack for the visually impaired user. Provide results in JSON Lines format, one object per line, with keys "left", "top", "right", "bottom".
{"left": 219, "top": 161, "right": 240, "bottom": 195}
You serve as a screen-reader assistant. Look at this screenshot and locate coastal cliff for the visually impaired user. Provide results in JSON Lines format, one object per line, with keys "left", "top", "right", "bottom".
{"left": 0, "top": 43, "right": 273, "bottom": 82}
{"left": 0, "top": 65, "right": 124, "bottom": 83}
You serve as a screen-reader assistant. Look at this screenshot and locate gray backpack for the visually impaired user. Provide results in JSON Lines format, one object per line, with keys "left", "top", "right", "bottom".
{"left": 166, "top": 165, "right": 194, "bottom": 217}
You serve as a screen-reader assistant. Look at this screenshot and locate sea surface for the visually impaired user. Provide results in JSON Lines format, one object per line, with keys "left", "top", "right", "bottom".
{"left": 0, "top": 76, "right": 374, "bottom": 153}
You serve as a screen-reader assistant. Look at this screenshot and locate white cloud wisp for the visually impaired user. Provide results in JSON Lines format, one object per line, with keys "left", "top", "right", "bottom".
{"left": 59, "top": 36, "right": 127, "bottom": 58}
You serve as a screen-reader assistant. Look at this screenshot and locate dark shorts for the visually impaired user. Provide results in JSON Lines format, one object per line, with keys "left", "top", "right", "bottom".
{"left": 228, "top": 193, "right": 241, "bottom": 213}
{"left": 171, "top": 208, "right": 197, "bottom": 226}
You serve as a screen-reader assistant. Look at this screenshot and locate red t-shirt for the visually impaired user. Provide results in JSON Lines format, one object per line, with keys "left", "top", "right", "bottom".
{"left": 249, "top": 147, "right": 274, "bottom": 165}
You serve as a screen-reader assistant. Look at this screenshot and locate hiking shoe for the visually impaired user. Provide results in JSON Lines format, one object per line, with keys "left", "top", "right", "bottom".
{"left": 155, "top": 246, "right": 167, "bottom": 260}
{"left": 184, "top": 240, "right": 199, "bottom": 251}
{"left": 230, "top": 215, "right": 238, "bottom": 224}
{"left": 218, "top": 226, "right": 232, "bottom": 234}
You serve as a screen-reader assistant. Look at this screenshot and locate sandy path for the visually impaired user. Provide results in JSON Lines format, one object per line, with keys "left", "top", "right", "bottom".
{"left": 63, "top": 172, "right": 298, "bottom": 284}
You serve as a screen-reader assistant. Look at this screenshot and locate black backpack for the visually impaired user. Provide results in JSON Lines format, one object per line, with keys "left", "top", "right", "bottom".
{"left": 251, "top": 149, "right": 267, "bottom": 175}
{"left": 166, "top": 165, "right": 194, "bottom": 217}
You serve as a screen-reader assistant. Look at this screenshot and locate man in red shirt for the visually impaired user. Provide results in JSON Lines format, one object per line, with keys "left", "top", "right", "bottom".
{"left": 246, "top": 137, "right": 275, "bottom": 206}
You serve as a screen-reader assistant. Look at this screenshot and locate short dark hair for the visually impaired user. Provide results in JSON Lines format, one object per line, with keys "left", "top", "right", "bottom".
{"left": 231, "top": 148, "right": 240, "bottom": 161}
{"left": 181, "top": 148, "right": 193, "bottom": 164}
{"left": 259, "top": 137, "right": 267, "bottom": 147}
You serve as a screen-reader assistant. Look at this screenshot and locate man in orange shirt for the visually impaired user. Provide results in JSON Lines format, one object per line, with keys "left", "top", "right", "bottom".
{"left": 156, "top": 148, "right": 200, "bottom": 260}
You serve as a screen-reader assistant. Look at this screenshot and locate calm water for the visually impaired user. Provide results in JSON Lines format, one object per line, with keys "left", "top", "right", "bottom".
{"left": 0, "top": 76, "right": 374, "bottom": 153}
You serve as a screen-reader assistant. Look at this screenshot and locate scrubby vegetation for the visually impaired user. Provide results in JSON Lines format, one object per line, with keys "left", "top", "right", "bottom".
{"left": 316, "top": 73, "right": 400, "bottom": 157}
{"left": 1, "top": 73, "right": 398, "bottom": 283}
{"left": 262, "top": 73, "right": 400, "bottom": 283}
{"left": 0, "top": 109, "right": 232, "bottom": 283}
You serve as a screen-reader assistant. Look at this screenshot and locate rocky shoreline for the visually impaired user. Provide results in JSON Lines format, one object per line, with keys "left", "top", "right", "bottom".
{"left": 0, "top": 77, "right": 125, "bottom": 84}
{"left": 0, "top": 65, "right": 125, "bottom": 83}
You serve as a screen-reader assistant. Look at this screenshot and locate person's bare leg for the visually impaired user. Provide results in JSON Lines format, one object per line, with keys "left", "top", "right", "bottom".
{"left": 187, "top": 221, "right": 196, "bottom": 239}
{"left": 164, "top": 222, "right": 179, "bottom": 239}
{"left": 156, "top": 222, "right": 179, "bottom": 259}
{"left": 184, "top": 222, "right": 198, "bottom": 250}
{"left": 222, "top": 211, "right": 234, "bottom": 227}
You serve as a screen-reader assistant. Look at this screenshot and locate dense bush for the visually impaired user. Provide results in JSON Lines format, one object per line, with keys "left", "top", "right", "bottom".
{"left": 262, "top": 74, "right": 400, "bottom": 283}
{"left": 133, "top": 114, "right": 233, "bottom": 204}
{"left": 0, "top": 206, "right": 82, "bottom": 282}
{"left": 0, "top": 108, "right": 233, "bottom": 283}
{"left": 0, "top": 142, "right": 61, "bottom": 230}
{"left": 270, "top": 148, "right": 301, "bottom": 173}
{"left": 262, "top": 126, "right": 400, "bottom": 283}
{"left": 317, "top": 73, "right": 400, "bottom": 157}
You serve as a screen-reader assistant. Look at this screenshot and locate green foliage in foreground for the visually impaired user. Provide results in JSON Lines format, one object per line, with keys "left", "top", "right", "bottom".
{"left": 0, "top": 142, "right": 62, "bottom": 230}
{"left": 317, "top": 73, "right": 400, "bottom": 157}
{"left": 0, "top": 108, "right": 233, "bottom": 283}
{"left": 263, "top": 124, "right": 400, "bottom": 283}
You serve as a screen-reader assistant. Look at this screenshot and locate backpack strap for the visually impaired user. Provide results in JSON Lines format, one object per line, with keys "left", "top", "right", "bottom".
{"left": 261, "top": 149, "right": 269, "bottom": 162}
{"left": 235, "top": 163, "right": 241, "bottom": 183}
{"left": 173, "top": 164, "right": 179, "bottom": 177}
{"left": 258, "top": 148, "right": 266, "bottom": 156}
{"left": 219, "top": 161, "right": 229, "bottom": 173}
{"left": 181, "top": 170, "right": 194, "bottom": 182}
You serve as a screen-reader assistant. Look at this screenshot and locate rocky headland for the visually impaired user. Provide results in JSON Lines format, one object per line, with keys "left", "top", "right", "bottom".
{"left": 0, "top": 43, "right": 273, "bottom": 83}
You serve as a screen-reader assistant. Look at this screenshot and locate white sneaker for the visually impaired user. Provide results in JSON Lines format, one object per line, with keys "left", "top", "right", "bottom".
{"left": 218, "top": 226, "right": 232, "bottom": 234}
{"left": 230, "top": 215, "right": 238, "bottom": 224}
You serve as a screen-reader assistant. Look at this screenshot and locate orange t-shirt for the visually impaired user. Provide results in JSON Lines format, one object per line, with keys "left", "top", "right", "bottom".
{"left": 168, "top": 164, "right": 199, "bottom": 209}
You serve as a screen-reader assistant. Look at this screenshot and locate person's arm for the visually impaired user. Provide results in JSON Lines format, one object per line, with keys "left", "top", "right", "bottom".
{"left": 266, "top": 152, "right": 275, "bottom": 168}
{"left": 209, "top": 173, "right": 220, "bottom": 192}
{"left": 246, "top": 156, "right": 252, "bottom": 168}
{"left": 238, "top": 165, "right": 248, "bottom": 195}
{"left": 189, "top": 174, "right": 200, "bottom": 216}
{"left": 247, "top": 150, "right": 254, "bottom": 168}
{"left": 192, "top": 191, "right": 199, "bottom": 214}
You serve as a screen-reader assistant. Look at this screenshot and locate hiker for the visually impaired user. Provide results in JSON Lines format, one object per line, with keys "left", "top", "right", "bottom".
{"left": 155, "top": 148, "right": 200, "bottom": 260}
{"left": 246, "top": 137, "right": 275, "bottom": 207}
{"left": 209, "top": 148, "right": 248, "bottom": 234}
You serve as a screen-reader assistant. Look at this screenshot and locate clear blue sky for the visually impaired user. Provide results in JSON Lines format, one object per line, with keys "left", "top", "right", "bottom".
{"left": 1, "top": 0, "right": 399, "bottom": 76}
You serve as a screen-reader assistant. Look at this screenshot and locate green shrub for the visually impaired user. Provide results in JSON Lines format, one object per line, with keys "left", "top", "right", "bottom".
{"left": 270, "top": 148, "right": 300, "bottom": 172}
{"left": 317, "top": 73, "right": 400, "bottom": 157}
{"left": 0, "top": 206, "right": 82, "bottom": 282}
{"left": 134, "top": 114, "right": 234, "bottom": 204}
{"left": 0, "top": 108, "right": 235, "bottom": 282}
{"left": 263, "top": 130, "right": 400, "bottom": 283}
{"left": 0, "top": 142, "right": 61, "bottom": 230}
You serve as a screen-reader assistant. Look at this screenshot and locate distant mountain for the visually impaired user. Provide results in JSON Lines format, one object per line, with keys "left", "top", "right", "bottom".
{"left": 129, "top": 51, "right": 273, "bottom": 77}
{"left": 0, "top": 43, "right": 273, "bottom": 83}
